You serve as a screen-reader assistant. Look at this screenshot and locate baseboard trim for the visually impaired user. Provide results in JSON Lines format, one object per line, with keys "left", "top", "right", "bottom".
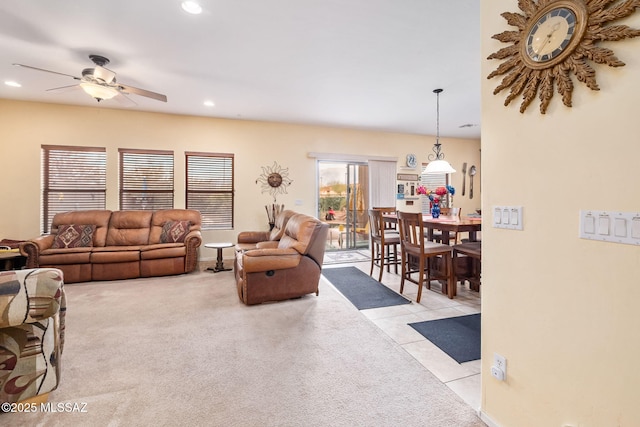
{"left": 479, "top": 410, "right": 501, "bottom": 427}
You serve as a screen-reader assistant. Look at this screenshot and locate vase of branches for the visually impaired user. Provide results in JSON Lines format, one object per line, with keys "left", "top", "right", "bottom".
{"left": 266, "top": 204, "right": 285, "bottom": 230}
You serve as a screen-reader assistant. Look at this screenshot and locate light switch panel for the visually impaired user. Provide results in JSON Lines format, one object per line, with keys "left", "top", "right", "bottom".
{"left": 580, "top": 210, "right": 640, "bottom": 245}
{"left": 492, "top": 206, "right": 523, "bottom": 230}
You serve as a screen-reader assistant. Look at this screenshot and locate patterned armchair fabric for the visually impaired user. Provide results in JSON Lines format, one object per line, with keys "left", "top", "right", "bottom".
{"left": 0, "top": 268, "right": 65, "bottom": 403}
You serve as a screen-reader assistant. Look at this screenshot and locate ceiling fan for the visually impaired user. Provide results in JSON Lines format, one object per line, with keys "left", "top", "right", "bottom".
{"left": 13, "top": 54, "right": 167, "bottom": 103}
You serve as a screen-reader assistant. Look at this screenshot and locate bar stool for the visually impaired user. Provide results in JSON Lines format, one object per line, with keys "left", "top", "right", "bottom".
{"left": 397, "top": 211, "right": 454, "bottom": 302}
{"left": 368, "top": 209, "right": 400, "bottom": 281}
{"left": 453, "top": 241, "right": 481, "bottom": 293}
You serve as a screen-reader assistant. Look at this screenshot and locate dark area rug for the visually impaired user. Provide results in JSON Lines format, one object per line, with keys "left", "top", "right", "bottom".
{"left": 409, "top": 314, "right": 481, "bottom": 363}
{"left": 322, "top": 266, "right": 411, "bottom": 310}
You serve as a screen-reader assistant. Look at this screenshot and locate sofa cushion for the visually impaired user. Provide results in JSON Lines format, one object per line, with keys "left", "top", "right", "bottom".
{"left": 106, "top": 210, "right": 153, "bottom": 246}
{"left": 91, "top": 248, "right": 141, "bottom": 263}
{"left": 51, "top": 210, "right": 112, "bottom": 247}
{"left": 140, "top": 244, "right": 186, "bottom": 260}
{"left": 149, "top": 209, "right": 201, "bottom": 244}
{"left": 160, "top": 220, "right": 191, "bottom": 243}
{"left": 51, "top": 224, "right": 96, "bottom": 249}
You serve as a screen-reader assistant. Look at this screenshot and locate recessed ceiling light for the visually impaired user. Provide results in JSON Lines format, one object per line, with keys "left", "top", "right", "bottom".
{"left": 204, "top": 100, "right": 215, "bottom": 107}
{"left": 4, "top": 81, "right": 21, "bottom": 88}
{"left": 181, "top": 1, "right": 202, "bottom": 14}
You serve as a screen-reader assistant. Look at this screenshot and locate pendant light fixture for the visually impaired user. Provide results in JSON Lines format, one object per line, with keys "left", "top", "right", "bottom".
{"left": 422, "top": 88, "right": 456, "bottom": 175}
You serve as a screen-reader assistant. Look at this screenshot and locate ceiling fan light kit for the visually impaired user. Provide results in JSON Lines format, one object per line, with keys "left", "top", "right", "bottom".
{"left": 80, "top": 82, "right": 118, "bottom": 101}
{"left": 181, "top": 1, "right": 202, "bottom": 14}
{"left": 422, "top": 88, "right": 456, "bottom": 175}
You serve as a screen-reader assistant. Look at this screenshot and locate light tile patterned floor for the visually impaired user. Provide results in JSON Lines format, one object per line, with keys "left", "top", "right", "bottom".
{"left": 323, "top": 260, "right": 482, "bottom": 412}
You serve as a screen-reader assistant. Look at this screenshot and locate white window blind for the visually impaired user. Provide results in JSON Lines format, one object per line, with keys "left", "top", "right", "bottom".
{"left": 420, "top": 169, "right": 448, "bottom": 214}
{"left": 368, "top": 160, "right": 397, "bottom": 208}
{"left": 186, "top": 152, "right": 234, "bottom": 230}
{"left": 42, "top": 145, "right": 106, "bottom": 233}
{"left": 119, "top": 148, "right": 174, "bottom": 210}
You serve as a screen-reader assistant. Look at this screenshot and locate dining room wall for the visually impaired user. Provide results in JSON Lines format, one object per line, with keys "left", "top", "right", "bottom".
{"left": 0, "top": 98, "right": 480, "bottom": 253}
{"left": 480, "top": 2, "right": 640, "bottom": 426}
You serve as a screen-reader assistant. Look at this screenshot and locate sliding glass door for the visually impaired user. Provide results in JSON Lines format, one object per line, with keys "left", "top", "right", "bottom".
{"left": 318, "top": 161, "right": 369, "bottom": 250}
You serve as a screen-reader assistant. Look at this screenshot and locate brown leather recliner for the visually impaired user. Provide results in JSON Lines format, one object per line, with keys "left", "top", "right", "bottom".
{"left": 235, "top": 209, "right": 297, "bottom": 252}
{"left": 234, "top": 213, "right": 329, "bottom": 305}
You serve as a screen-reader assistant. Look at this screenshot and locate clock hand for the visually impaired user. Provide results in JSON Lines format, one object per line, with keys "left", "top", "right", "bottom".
{"left": 534, "top": 22, "right": 562, "bottom": 55}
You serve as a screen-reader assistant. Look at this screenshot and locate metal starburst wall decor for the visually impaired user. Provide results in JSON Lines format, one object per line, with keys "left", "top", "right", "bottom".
{"left": 255, "top": 161, "right": 293, "bottom": 202}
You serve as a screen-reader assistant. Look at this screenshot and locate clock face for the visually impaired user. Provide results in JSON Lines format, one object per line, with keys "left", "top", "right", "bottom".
{"left": 406, "top": 154, "right": 417, "bottom": 168}
{"left": 525, "top": 7, "right": 577, "bottom": 63}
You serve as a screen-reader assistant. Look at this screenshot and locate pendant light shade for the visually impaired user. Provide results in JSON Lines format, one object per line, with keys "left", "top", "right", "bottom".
{"left": 422, "top": 88, "right": 456, "bottom": 175}
{"left": 422, "top": 159, "right": 457, "bottom": 174}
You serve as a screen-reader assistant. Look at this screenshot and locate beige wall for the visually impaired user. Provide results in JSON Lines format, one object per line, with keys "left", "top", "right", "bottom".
{"left": 481, "top": 2, "right": 640, "bottom": 426}
{"left": 0, "top": 99, "right": 480, "bottom": 259}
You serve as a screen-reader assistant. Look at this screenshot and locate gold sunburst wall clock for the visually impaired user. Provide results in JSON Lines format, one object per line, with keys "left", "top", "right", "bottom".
{"left": 487, "top": 0, "right": 640, "bottom": 114}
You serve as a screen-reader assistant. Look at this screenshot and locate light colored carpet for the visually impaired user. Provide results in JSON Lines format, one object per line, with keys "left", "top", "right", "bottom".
{"left": 5, "top": 268, "right": 484, "bottom": 427}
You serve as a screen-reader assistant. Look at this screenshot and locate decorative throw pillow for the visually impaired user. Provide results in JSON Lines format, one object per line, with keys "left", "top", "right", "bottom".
{"left": 52, "top": 224, "right": 96, "bottom": 248}
{"left": 160, "top": 220, "right": 191, "bottom": 243}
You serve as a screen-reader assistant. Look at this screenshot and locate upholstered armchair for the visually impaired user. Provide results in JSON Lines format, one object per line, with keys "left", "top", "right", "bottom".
{"left": 235, "top": 213, "right": 329, "bottom": 305}
{"left": 235, "top": 209, "right": 297, "bottom": 252}
{"left": 1, "top": 268, "right": 65, "bottom": 404}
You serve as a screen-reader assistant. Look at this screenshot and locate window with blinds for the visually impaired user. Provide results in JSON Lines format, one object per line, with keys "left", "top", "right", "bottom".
{"left": 186, "top": 152, "right": 234, "bottom": 230}
{"left": 420, "top": 168, "right": 449, "bottom": 214}
{"left": 119, "top": 149, "right": 174, "bottom": 210}
{"left": 42, "top": 145, "right": 106, "bottom": 233}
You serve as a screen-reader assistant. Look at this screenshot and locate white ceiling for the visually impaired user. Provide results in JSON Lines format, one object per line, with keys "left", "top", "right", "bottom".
{"left": 0, "top": 0, "right": 481, "bottom": 139}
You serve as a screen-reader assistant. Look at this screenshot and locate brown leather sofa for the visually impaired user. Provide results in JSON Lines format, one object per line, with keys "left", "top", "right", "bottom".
{"left": 235, "top": 212, "right": 329, "bottom": 305}
{"left": 20, "top": 209, "right": 202, "bottom": 283}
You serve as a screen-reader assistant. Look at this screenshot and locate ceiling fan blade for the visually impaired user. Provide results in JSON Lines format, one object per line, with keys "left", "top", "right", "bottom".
{"left": 94, "top": 65, "right": 116, "bottom": 84}
{"left": 13, "top": 63, "right": 80, "bottom": 80}
{"left": 45, "top": 84, "right": 81, "bottom": 93}
{"left": 114, "top": 91, "right": 137, "bottom": 107}
{"left": 118, "top": 84, "right": 167, "bottom": 102}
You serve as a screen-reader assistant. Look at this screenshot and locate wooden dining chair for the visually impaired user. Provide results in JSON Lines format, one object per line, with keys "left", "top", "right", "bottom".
{"left": 372, "top": 206, "right": 399, "bottom": 233}
{"left": 367, "top": 209, "right": 401, "bottom": 281}
{"left": 397, "top": 211, "right": 455, "bottom": 302}
{"left": 453, "top": 241, "right": 481, "bottom": 294}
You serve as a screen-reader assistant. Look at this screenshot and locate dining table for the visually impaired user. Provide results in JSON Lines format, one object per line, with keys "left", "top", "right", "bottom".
{"left": 382, "top": 213, "right": 482, "bottom": 244}
{"left": 422, "top": 216, "right": 482, "bottom": 244}
{"left": 383, "top": 212, "right": 482, "bottom": 298}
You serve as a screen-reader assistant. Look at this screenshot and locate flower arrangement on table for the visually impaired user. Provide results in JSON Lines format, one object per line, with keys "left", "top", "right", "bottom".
{"left": 415, "top": 185, "right": 455, "bottom": 218}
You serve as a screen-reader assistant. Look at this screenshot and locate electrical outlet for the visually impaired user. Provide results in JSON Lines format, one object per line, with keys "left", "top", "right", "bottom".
{"left": 491, "top": 353, "right": 507, "bottom": 381}
{"left": 490, "top": 366, "right": 505, "bottom": 381}
{"left": 493, "top": 353, "right": 506, "bottom": 371}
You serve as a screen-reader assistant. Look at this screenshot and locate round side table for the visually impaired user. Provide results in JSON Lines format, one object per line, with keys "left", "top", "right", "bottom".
{"left": 204, "top": 242, "right": 233, "bottom": 273}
